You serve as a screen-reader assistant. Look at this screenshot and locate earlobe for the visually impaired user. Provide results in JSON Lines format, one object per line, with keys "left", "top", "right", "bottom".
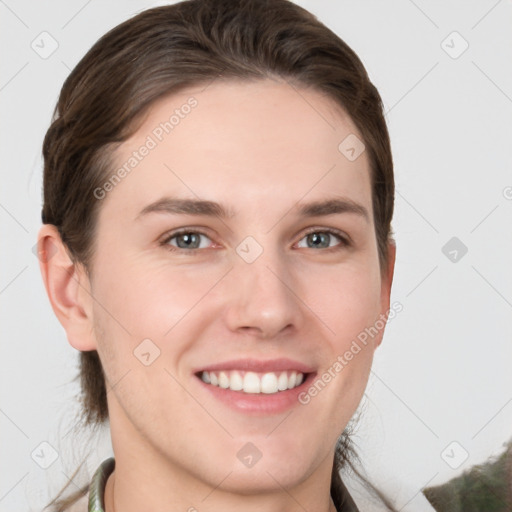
{"left": 37, "top": 224, "right": 97, "bottom": 351}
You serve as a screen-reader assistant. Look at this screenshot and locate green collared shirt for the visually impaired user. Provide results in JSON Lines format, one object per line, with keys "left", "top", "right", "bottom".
{"left": 88, "top": 457, "right": 115, "bottom": 512}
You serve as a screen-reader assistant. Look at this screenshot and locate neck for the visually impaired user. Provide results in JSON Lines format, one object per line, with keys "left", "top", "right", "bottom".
{"left": 105, "top": 470, "right": 337, "bottom": 512}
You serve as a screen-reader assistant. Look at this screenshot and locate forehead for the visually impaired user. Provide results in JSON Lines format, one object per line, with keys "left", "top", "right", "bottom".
{"left": 102, "top": 78, "right": 372, "bottom": 222}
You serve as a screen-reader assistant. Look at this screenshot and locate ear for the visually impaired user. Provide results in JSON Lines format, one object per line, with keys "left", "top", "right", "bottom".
{"left": 374, "top": 239, "right": 397, "bottom": 349}
{"left": 37, "top": 224, "right": 97, "bottom": 351}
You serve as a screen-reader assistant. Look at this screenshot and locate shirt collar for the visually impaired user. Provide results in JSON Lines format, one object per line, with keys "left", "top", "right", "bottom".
{"left": 88, "top": 457, "right": 115, "bottom": 512}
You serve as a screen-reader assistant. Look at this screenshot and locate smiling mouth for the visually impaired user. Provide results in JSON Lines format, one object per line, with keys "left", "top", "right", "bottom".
{"left": 197, "top": 370, "right": 307, "bottom": 394}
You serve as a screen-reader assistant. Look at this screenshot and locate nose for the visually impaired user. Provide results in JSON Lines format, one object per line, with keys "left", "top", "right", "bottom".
{"left": 223, "top": 246, "right": 303, "bottom": 339}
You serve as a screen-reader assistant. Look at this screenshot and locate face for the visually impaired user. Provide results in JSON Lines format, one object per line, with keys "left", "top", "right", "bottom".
{"left": 82, "top": 79, "right": 394, "bottom": 494}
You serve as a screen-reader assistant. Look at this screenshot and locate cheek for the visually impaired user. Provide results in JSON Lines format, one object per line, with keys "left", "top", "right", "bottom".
{"left": 92, "top": 255, "right": 217, "bottom": 334}
{"left": 303, "top": 260, "right": 382, "bottom": 344}
{"left": 297, "top": 263, "right": 381, "bottom": 408}
{"left": 89, "top": 256, "right": 228, "bottom": 381}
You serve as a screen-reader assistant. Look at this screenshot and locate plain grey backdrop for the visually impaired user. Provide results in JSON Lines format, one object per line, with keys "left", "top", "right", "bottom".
{"left": 1, "top": 1, "right": 511, "bottom": 511}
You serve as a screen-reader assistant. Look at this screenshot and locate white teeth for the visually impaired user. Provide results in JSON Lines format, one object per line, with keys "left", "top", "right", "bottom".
{"left": 277, "top": 372, "right": 288, "bottom": 391}
{"left": 199, "top": 370, "right": 306, "bottom": 394}
{"left": 218, "top": 371, "right": 229, "bottom": 389}
{"left": 243, "top": 372, "right": 261, "bottom": 393}
{"left": 230, "top": 370, "right": 243, "bottom": 391}
{"left": 260, "top": 372, "right": 278, "bottom": 394}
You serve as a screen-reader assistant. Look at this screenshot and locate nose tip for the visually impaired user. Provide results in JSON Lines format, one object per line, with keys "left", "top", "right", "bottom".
{"left": 223, "top": 257, "right": 302, "bottom": 339}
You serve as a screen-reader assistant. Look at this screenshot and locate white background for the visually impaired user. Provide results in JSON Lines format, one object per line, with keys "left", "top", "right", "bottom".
{"left": 1, "top": 1, "right": 511, "bottom": 511}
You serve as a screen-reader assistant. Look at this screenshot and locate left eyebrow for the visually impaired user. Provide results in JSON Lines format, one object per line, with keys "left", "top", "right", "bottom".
{"left": 296, "top": 197, "right": 369, "bottom": 223}
{"left": 135, "top": 196, "right": 369, "bottom": 223}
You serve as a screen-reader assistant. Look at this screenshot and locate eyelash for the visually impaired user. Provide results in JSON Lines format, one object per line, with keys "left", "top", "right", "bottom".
{"left": 159, "top": 227, "right": 351, "bottom": 254}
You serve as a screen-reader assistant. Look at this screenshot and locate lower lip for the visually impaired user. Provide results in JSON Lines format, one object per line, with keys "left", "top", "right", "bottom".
{"left": 195, "top": 373, "right": 316, "bottom": 415}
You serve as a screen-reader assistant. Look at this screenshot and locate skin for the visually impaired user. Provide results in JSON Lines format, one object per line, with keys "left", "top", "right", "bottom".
{"left": 38, "top": 78, "right": 395, "bottom": 512}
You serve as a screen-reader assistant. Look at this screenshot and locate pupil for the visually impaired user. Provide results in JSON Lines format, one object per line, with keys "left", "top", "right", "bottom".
{"left": 309, "top": 233, "right": 328, "bottom": 248}
{"left": 178, "top": 233, "right": 199, "bottom": 248}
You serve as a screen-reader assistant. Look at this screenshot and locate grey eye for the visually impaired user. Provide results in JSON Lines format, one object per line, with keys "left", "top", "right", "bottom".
{"left": 167, "top": 232, "right": 211, "bottom": 250}
{"left": 297, "top": 231, "right": 344, "bottom": 250}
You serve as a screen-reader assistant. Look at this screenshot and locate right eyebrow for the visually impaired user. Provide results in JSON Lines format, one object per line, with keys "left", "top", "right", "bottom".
{"left": 136, "top": 197, "right": 235, "bottom": 220}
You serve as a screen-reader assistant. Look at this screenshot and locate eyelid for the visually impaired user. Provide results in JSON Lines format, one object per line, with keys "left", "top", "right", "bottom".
{"left": 159, "top": 226, "right": 216, "bottom": 249}
{"left": 159, "top": 225, "right": 351, "bottom": 252}
{"left": 297, "top": 226, "right": 351, "bottom": 245}
{"left": 294, "top": 226, "right": 351, "bottom": 251}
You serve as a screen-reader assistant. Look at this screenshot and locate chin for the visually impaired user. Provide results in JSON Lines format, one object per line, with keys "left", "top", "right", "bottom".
{"left": 216, "top": 461, "right": 313, "bottom": 495}
{"left": 201, "top": 437, "right": 322, "bottom": 494}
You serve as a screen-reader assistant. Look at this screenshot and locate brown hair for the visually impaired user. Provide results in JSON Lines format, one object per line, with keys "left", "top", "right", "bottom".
{"left": 41, "top": 0, "right": 395, "bottom": 510}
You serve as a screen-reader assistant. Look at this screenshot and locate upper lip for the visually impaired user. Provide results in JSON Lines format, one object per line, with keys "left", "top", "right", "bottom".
{"left": 194, "top": 358, "right": 315, "bottom": 374}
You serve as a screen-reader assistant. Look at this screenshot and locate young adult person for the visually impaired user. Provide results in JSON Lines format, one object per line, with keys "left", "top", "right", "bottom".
{"left": 37, "top": 1, "right": 397, "bottom": 510}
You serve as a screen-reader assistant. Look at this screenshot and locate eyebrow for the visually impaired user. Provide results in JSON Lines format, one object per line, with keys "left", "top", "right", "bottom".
{"left": 136, "top": 196, "right": 369, "bottom": 222}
